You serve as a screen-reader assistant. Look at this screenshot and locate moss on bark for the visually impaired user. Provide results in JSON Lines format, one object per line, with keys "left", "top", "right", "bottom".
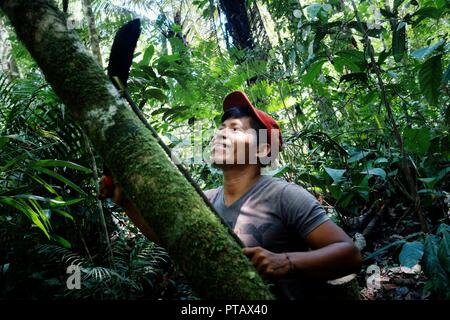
{"left": 0, "top": 0, "right": 273, "bottom": 299}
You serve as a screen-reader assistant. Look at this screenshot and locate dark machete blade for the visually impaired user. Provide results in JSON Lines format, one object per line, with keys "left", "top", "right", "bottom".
{"left": 107, "top": 18, "right": 141, "bottom": 88}
{"left": 100, "top": 18, "right": 141, "bottom": 194}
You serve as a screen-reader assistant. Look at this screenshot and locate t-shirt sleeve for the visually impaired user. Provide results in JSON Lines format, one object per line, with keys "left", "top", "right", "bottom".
{"left": 203, "top": 188, "right": 219, "bottom": 203}
{"left": 280, "top": 183, "right": 329, "bottom": 239}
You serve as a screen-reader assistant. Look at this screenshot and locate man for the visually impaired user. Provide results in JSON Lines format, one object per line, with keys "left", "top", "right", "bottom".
{"left": 100, "top": 91, "right": 362, "bottom": 300}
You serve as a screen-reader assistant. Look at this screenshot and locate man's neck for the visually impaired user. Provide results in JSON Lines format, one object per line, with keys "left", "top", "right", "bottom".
{"left": 221, "top": 165, "right": 261, "bottom": 206}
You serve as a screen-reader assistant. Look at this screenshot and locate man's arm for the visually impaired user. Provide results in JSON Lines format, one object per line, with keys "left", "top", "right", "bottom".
{"left": 122, "top": 203, "right": 159, "bottom": 242}
{"left": 243, "top": 220, "right": 362, "bottom": 280}
{"left": 109, "top": 180, "right": 159, "bottom": 242}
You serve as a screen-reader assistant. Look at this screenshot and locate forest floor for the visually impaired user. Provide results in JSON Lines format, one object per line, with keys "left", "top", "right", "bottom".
{"left": 357, "top": 213, "right": 433, "bottom": 300}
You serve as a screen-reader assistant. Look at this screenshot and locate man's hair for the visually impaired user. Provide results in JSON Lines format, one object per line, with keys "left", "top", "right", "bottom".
{"left": 221, "top": 106, "right": 270, "bottom": 167}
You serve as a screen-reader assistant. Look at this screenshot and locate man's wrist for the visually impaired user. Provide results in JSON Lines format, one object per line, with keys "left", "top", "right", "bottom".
{"left": 284, "top": 253, "right": 294, "bottom": 275}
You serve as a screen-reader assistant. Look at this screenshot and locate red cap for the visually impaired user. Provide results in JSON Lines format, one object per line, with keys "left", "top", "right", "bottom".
{"left": 223, "top": 91, "right": 283, "bottom": 149}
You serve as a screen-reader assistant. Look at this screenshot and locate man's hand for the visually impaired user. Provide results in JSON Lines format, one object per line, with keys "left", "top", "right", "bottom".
{"left": 243, "top": 246, "right": 291, "bottom": 279}
{"left": 99, "top": 175, "right": 158, "bottom": 242}
{"left": 99, "top": 175, "right": 132, "bottom": 208}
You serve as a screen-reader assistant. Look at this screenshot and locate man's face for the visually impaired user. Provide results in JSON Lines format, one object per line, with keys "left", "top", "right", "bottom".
{"left": 210, "top": 116, "right": 260, "bottom": 166}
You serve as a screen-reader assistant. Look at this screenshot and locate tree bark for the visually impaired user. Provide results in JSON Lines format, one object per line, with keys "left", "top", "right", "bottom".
{"left": 81, "top": 0, "right": 102, "bottom": 66}
{"left": 219, "top": 0, "right": 254, "bottom": 50}
{"left": 0, "top": 0, "right": 273, "bottom": 300}
{"left": 0, "top": 17, "right": 20, "bottom": 79}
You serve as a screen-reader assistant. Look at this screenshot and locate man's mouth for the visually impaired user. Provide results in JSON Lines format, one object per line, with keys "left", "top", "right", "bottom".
{"left": 212, "top": 140, "right": 230, "bottom": 149}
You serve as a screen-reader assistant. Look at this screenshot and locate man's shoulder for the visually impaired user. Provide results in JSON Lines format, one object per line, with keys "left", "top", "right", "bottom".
{"left": 262, "top": 176, "right": 318, "bottom": 203}
{"left": 203, "top": 187, "right": 221, "bottom": 202}
{"left": 261, "top": 175, "right": 302, "bottom": 193}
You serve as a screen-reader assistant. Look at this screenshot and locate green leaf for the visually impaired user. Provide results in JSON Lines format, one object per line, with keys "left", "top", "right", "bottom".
{"left": 339, "top": 73, "right": 368, "bottom": 85}
{"left": 348, "top": 150, "right": 370, "bottom": 163}
{"left": 403, "top": 127, "right": 431, "bottom": 156}
{"left": 33, "top": 167, "right": 86, "bottom": 196}
{"left": 394, "top": 0, "right": 405, "bottom": 11}
{"left": 437, "top": 167, "right": 450, "bottom": 182}
{"left": 437, "top": 224, "right": 450, "bottom": 235}
{"left": 52, "top": 209, "right": 74, "bottom": 221}
{"left": 380, "top": 8, "right": 397, "bottom": 18}
{"left": 443, "top": 63, "right": 450, "bottom": 84}
{"left": 413, "top": 7, "right": 442, "bottom": 21}
{"left": 418, "top": 54, "right": 442, "bottom": 105}
{"left": 324, "top": 167, "right": 346, "bottom": 184}
{"left": 337, "top": 192, "right": 354, "bottom": 208}
{"left": 143, "top": 88, "right": 168, "bottom": 102}
{"left": 418, "top": 177, "right": 437, "bottom": 189}
{"left": 423, "top": 234, "right": 450, "bottom": 298}
{"left": 0, "top": 197, "right": 50, "bottom": 238}
{"left": 53, "top": 234, "right": 71, "bottom": 249}
{"left": 335, "top": 50, "right": 366, "bottom": 72}
{"left": 141, "top": 44, "right": 154, "bottom": 66}
{"left": 378, "top": 49, "right": 391, "bottom": 66}
{"left": 305, "top": 4, "right": 323, "bottom": 20}
{"left": 0, "top": 134, "right": 25, "bottom": 149}
{"left": 374, "top": 157, "right": 388, "bottom": 164}
{"left": 392, "top": 21, "right": 406, "bottom": 62}
{"left": 265, "top": 164, "right": 290, "bottom": 177}
{"left": 30, "top": 160, "right": 92, "bottom": 174}
{"left": 302, "top": 59, "right": 326, "bottom": 85}
{"left": 399, "top": 241, "right": 424, "bottom": 268}
{"left": 411, "top": 39, "right": 445, "bottom": 60}
{"left": 438, "top": 230, "right": 450, "bottom": 274}
{"left": 361, "top": 168, "right": 387, "bottom": 179}
{"left": 363, "top": 232, "right": 423, "bottom": 261}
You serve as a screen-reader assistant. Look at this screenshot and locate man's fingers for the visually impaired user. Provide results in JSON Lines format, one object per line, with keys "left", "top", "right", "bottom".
{"left": 243, "top": 246, "right": 260, "bottom": 257}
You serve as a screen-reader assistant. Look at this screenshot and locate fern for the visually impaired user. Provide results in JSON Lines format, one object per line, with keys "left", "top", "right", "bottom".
{"left": 36, "top": 235, "right": 174, "bottom": 299}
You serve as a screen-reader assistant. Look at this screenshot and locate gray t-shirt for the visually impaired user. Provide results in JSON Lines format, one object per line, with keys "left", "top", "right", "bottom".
{"left": 204, "top": 175, "right": 330, "bottom": 299}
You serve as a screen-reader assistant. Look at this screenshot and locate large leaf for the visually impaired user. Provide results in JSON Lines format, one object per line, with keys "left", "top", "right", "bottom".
{"left": 302, "top": 59, "right": 326, "bottom": 85}
{"left": 360, "top": 168, "right": 387, "bottom": 180}
{"left": 334, "top": 50, "right": 366, "bottom": 73}
{"left": 443, "top": 63, "right": 450, "bottom": 84}
{"left": 30, "top": 159, "right": 92, "bottom": 174}
{"left": 423, "top": 235, "right": 450, "bottom": 299}
{"left": 140, "top": 44, "right": 154, "bottom": 66}
{"left": 32, "top": 167, "right": 86, "bottom": 196}
{"left": 437, "top": 225, "right": 450, "bottom": 274}
{"left": 324, "top": 167, "right": 346, "bottom": 184}
{"left": 418, "top": 54, "right": 443, "bottom": 106}
{"left": 142, "top": 88, "right": 168, "bottom": 102}
{"left": 348, "top": 150, "right": 370, "bottom": 163}
{"left": 265, "top": 164, "right": 290, "bottom": 178}
{"left": 411, "top": 39, "right": 445, "bottom": 60}
{"left": 399, "top": 241, "right": 424, "bottom": 268}
{"left": 403, "top": 127, "right": 431, "bottom": 156}
{"left": 413, "top": 7, "right": 442, "bottom": 22}
{"left": 0, "top": 197, "right": 51, "bottom": 239}
{"left": 392, "top": 21, "right": 406, "bottom": 62}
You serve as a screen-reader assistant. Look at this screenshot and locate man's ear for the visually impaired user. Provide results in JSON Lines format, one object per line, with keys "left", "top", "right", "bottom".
{"left": 256, "top": 143, "right": 271, "bottom": 160}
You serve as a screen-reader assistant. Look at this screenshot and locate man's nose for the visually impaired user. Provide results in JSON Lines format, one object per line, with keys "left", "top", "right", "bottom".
{"left": 215, "top": 128, "right": 228, "bottom": 141}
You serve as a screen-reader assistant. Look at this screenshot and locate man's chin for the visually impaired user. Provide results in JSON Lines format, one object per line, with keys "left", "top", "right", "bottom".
{"left": 211, "top": 157, "right": 235, "bottom": 168}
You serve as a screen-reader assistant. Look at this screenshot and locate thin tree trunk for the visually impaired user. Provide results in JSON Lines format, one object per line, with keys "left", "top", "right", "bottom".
{"left": 0, "top": 0, "right": 273, "bottom": 299}
{"left": 82, "top": 131, "right": 114, "bottom": 267}
{"left": 248, "top": 1, "right": 272, "bottom": 51}
{"left": 81, "top": 0, "right": 102, "bottom": 66}
{"left": 0, "top": 17, "right": 20, "bottom": 79}
{"left": 219, "top": 0, "right": 254, "bottom": 50}
{"left": 349, "top": 0, "right": 426, "bottom": 232}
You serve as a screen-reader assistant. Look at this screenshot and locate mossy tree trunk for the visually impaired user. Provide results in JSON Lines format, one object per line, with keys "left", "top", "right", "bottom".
{"left": 0, "top": 0, "right": 273, "bottom": 300}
